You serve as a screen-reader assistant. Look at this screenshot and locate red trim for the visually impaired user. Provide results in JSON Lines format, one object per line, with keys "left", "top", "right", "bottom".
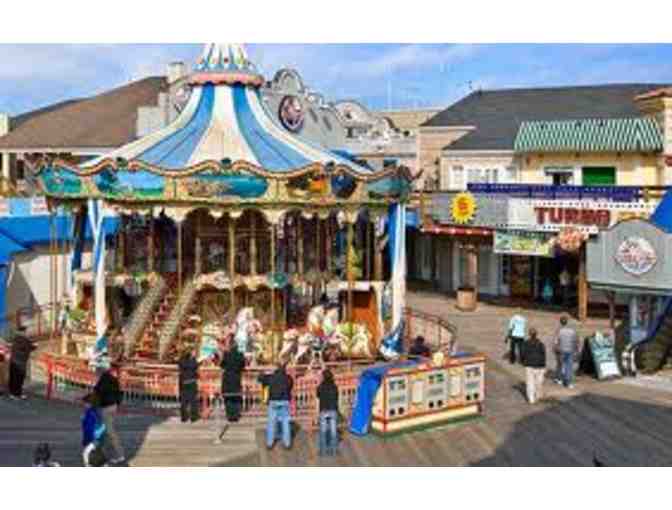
{"left": 420, "top": 225, "right": 492, "bottom": 236}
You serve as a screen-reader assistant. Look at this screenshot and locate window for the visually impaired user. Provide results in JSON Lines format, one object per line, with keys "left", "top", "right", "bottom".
{"left": 16, "top": 160, "right": 25, "bottom": 180}
{"left": 451, "top": 166, "right": 465, "bottom": 190}
{"left": 504, "top": 166, "right": 518, "bottom": 183}
{"left": 544, "top": 166, "right": 575, "bottom": 185}
{"left": 582, "top": 166, "right": 616, "bottom": 186}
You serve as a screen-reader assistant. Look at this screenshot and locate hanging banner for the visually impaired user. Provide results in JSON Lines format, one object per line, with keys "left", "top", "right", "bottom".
{"left": 494, "top": 230, "right": 555, "bottom": 257}
{"left": 589, "top": 332, "right": 621, "bottom": 380}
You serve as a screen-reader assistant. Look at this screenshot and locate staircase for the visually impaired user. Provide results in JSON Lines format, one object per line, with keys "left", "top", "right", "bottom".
{"left": 157, "top": 277, "right": 199, "bottom": 362}
{"left": 133, "top": 274, "right": 179, "bottom": 361}
{"left": 637, "top": 308, "right": 672, "bottom": 373}
{"left": 122, "top": 274, "right": 168, "bottom": 359}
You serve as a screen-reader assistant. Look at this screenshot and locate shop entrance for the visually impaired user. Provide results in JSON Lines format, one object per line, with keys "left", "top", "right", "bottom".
{"left": 508, "top": 256, "right": 533, "bottom": 299}
{"left": 537, "top": 253, "right": 579, "bottom": 306}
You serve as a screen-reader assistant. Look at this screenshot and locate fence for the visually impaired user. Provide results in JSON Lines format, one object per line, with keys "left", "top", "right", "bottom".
{"left": 28, "top": 306, "right": 457, "bottom": 429}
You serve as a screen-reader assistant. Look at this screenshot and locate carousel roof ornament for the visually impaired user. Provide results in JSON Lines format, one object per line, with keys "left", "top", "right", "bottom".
{"left": 33, "top": 43, "right": 411, "bottom": 204}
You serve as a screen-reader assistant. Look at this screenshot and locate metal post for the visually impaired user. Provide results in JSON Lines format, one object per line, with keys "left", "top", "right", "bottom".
{"left": 148, "top": 210, "right": 155, "bottom": 273}
{"left": 270, "top": 221, "right": 276, "bottom": 362}
{"left": 347, "top": 220, "right": 354, "bottom": 324}
{"left": 228, "top": 215, "right": 236, "bottom": 318}
{"left": 177, "top": 220, "right": 183, "bottom": 299}
{"left": 250, "top": 213, "right": 257, "bottom": 275}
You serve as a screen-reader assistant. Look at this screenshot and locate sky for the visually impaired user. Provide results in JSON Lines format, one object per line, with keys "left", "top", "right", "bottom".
{"left": 1, "top": 43, "right": 672, "bottom": 116}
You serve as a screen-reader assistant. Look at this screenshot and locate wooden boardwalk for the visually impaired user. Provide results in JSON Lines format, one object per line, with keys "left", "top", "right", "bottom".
{"left": 258, "top": 362, "right": 672, "bottom": 467}
{"left": 2, "top": 359, "right": 672, "bottom": 466}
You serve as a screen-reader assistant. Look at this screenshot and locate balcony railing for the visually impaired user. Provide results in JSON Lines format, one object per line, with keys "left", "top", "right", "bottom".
{"left": 466, "top": 183, "right": 670, "bottom": 202}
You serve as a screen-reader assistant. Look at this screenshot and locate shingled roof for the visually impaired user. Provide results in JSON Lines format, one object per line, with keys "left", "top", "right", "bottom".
{"left": 0, "top": 76, "right": 167, "bottom": 150}
{"left": 422, "top": 83, "right": 670, "bottom": 151}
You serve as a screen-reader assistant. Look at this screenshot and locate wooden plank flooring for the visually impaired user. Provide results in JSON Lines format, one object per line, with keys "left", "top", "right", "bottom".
{"left": 3, "top": 355, "right": 672, "bottom": 466}
{"left": 258, "top": 362, "right": 672, "bottom": 467}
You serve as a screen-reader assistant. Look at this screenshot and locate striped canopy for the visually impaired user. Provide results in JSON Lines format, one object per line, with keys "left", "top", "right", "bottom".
{"left": 82, "top": 43, "right": 372, "bottom": 175}
{"left": 514, "top": 117, "right": 663, "bottom": 153}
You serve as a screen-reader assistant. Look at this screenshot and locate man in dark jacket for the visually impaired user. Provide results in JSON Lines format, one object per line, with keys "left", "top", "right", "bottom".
{"left": 408, "top": 336, "right": 431, "bottom": 358}
{"left": 258, "top": 363, "right": 293, "bottom": 450}
{"left": 93, "top": 366, "right": 125, "bottom": 464}
{"left": 178, "top": 348, "right": 200, "bottom": 424}
{"left": 521, "top": 328, "right": 546, "bottom": 404}
{"left": 316, "top": 369, "right": 339, "bottom": 456}
{"left": 214, "top": 343, "right": 246, "bottom": 444}
{"left": 8, "top": 327, "right": 36, "bottom": 400}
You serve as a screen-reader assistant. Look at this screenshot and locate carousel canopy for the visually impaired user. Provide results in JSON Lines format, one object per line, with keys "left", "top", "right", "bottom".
{"left": 33, "top": 43, "right": 411, "bottom": 207}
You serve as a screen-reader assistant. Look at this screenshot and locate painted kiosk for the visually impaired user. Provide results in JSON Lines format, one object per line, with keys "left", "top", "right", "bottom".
{"left": 26, "top": 43, "right": 482, "bottom": 430}
{"left": 588, "top": 190, "right": 672, "bottom": 374}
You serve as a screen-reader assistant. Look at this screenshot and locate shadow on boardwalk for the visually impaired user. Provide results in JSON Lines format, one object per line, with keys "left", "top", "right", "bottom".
{"left": 0, "top": 394, "right": 168, "bottom": 467}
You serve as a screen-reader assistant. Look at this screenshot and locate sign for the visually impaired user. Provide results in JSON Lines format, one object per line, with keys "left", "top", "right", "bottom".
{"left": 506, "top": 199, "right": 656, "bottom": 234}
{"left": 451, "top": 192, "right": 477, "bottom": 224}
{"left": 494, "top": 230, "right": 554, "bottom": 257}
{"left": 534, "top": 207, "right": 611, "bottom": 228}
{"left": 31, "top": 196, "right": 49, "bottom": 215}
{"left": 615, "top": 237, "right": 657, "bottom": 276}
{"left": 589, "top": 332, "right": 621, "bottom": 380}
{"left": 278, "top": 95, "right": 304, "bottom": 133}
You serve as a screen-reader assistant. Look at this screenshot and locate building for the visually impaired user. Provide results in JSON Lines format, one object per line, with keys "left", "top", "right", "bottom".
{"left": 420, "top": 83, "right": 672, "bottom": 191}
{"left": 412, "top": 84, "right": 672, "bottom": 318}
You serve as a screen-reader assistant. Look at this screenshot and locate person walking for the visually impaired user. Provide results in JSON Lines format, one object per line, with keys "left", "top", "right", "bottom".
{"left": 0, "top": 340, "right": 9, "bottom": 396}
{"left": 81, "top": 393, "right": 107, "bottom": 467}
{"left": 316, "top": 369, "right": 339, "bottom": 456}
{"left": 258, "top": 363, "right": 294, "bottom": 450}
{"left": 559, "top": 269, "right": 571, "bottom": 307}
{"left": 521, "top": 328, "right": 546, "bottom": 404}
{"left": 554, "top": 316, "right": 579, "bottom": 389}
{"left": 506, "top": 310, "right": 527, "bottom": 365}
{"left": 8, "top": 326, "right": 36, "bottom": 400}
{"left": 93, "top": 365, "right": 125, "bottom": 464}
{"left": 178, "top": 347, "right": 200, "bottom": 424}
{"left": 214, "top": 342, "right": 246, "bottom": 444}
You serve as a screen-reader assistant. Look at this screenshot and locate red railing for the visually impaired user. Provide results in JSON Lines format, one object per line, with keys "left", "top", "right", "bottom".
{"left": 26, "top": 306, "right": 457, "bottom": 429}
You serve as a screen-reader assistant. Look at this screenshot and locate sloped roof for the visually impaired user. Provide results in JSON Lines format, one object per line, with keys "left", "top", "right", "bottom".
{"left": 0, "top": 77, "right": 167, "bottom": 150}
{"left": 423, "top": 83, "right": 670, "bottom": 151}
{"left": 515, "top": 117, "right": 663, "bottom": 153}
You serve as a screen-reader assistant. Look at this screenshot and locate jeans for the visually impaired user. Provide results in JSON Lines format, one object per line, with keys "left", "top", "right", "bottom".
{"left": 318, "top": 410, "right": 338, "bottom": 456}
{"left": 561, "top": 352, "right": 574, "bottom": 387}
{"left": 100, "top": 406, "right": 125, "bottom": 460}
{"left": 266, "top": 401, "right": 291, "bottom": 449}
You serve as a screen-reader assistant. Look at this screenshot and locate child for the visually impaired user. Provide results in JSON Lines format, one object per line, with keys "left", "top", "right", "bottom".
{"left": 81, "top": 392, "right": 107, "bottom": 467}
{"left": 316, "top": 369, "right": 339, "bottom": 456}
{"left": 33, "top": 443, "right": 60, "bottom": 467}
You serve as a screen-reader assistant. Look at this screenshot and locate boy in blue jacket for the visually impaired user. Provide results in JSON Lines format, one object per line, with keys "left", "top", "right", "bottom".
{"left": 81, "top": 392, "right": 107, "bottom": 467}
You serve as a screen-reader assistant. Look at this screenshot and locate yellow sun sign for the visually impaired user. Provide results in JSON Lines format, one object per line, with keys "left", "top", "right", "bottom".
{"left": 451, "top": 192, "right": 477, "bottom": 224}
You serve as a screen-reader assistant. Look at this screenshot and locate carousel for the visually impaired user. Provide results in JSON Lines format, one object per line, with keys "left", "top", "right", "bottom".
{"left": 29, "top": 43, "right": 415, "bottom": 371}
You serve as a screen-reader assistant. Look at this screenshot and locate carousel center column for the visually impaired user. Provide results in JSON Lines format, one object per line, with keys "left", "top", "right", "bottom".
{"left": 265, "top": 210, "right": 284, "bottom": 363}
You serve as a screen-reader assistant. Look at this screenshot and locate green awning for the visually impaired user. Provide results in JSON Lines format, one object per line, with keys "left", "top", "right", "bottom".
{"left": 514, "top": 117, "right": 663, "bottom": 153}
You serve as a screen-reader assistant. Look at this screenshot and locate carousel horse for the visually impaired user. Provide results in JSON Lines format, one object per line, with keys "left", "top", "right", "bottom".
{"left": 334, "top": 323, "right": 374, "bottom": 359}
{"left": 233, "top": 308, "right": 255, "bottom": 353}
